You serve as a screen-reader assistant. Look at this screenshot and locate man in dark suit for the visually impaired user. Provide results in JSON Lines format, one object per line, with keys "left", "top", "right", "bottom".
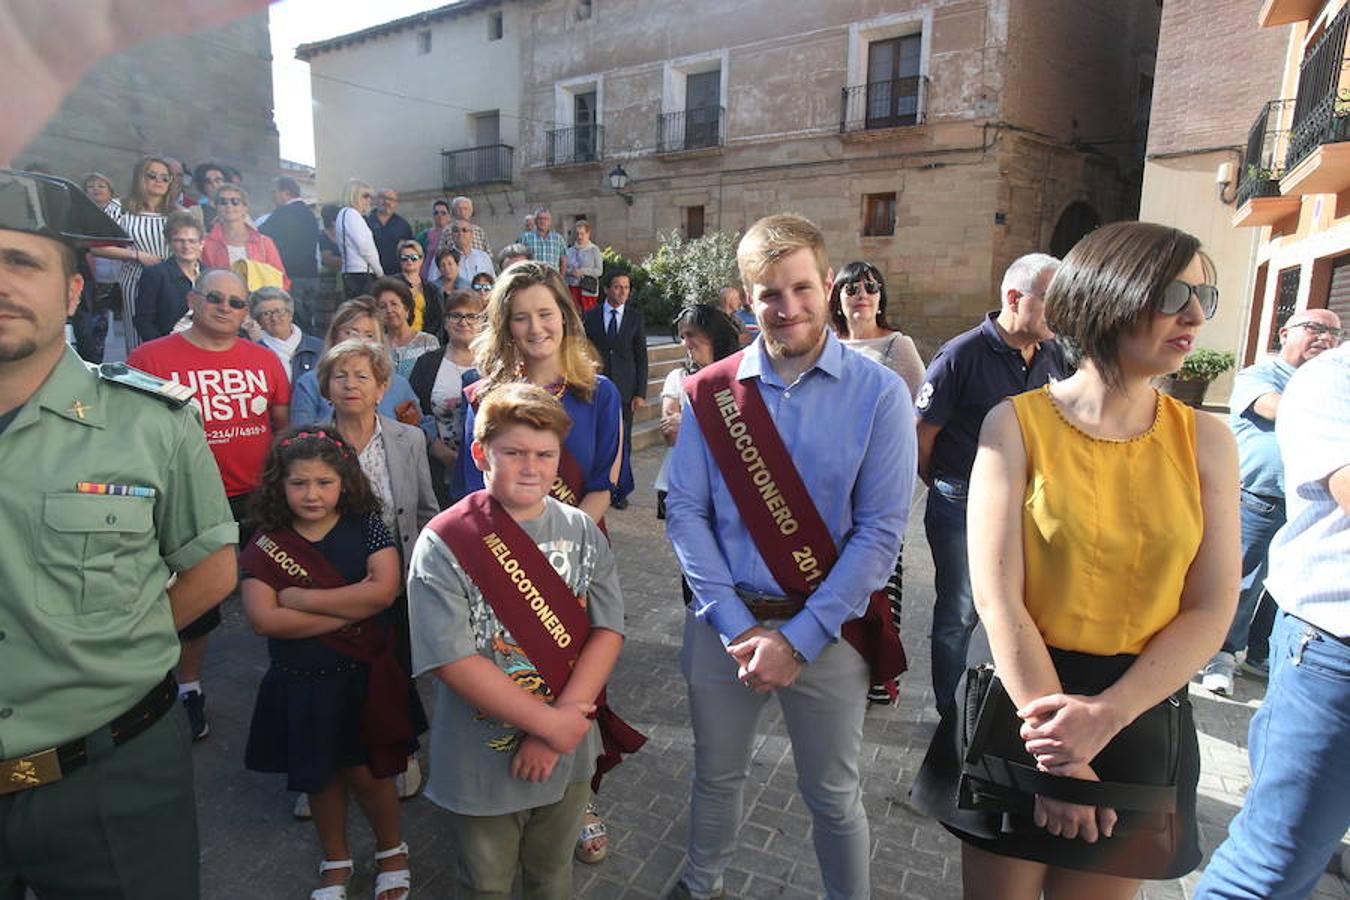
{"left": 259, "top": 176, "right": 321, "bottom": 331}
{"left": 583, "top": 272, "right": 647, "bottom": 508}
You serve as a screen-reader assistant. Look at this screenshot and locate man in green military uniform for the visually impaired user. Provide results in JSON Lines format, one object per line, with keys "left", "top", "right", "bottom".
{"left": 0, "top": 170, "right": 238, "bottom": 898}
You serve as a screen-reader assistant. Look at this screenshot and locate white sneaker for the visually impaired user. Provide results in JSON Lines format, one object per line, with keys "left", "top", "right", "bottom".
{"left": 293, "top": 793, "right": 311, "bottom": 820}
{"left": 1200, "top": 651, "right": 1237, "bottom": 696}
{"left": 397, "top": 757, "right": 422, "bottom": 799}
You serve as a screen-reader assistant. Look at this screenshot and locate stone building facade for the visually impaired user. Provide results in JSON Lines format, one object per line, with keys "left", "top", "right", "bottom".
{"left": 18, "top": 13, "right": 280, "bottom": 204}
{"left": 521, "top": 0, "right": 1160, "bottom": 351}
{"left": 300, "top": 0, "right": 1158, "bottom": 351}
{"left": 297, "top": 0, "right": 528, "bottom": 252}
{"left": 1137, "top": 0, "right": 1287, "bottom": 402}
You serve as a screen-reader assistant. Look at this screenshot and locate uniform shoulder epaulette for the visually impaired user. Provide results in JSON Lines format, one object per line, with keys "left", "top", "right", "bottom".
{"left": 94, "top": 362, "right": 195, "bottom": 409}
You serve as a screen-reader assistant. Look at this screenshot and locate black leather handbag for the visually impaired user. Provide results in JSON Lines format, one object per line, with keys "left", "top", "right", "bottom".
{"left": 956, "top": 664, "right": 1183, "bottom": 838}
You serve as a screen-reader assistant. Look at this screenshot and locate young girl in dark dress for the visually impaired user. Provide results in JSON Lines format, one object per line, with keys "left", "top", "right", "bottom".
{"left": 241, "top": 428, "right": 413, "bottom": 900}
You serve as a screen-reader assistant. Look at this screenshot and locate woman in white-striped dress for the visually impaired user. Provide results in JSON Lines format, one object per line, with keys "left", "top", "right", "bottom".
{"left": 91, "top": 155, "right": 182, "bottom": 354}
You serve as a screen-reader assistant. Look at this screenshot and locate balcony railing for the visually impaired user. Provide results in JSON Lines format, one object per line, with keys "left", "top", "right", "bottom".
{"left": 1285, "top": 4, "right": 1350, "bottom": 173}
{"left": 840, "top": 76, "right": 929, "bottom": 133}
{"left": 441, "top": 144, "right": 513, "bottom": 191}
{"left": 658, "top": 106, "right": 724, "bottom": 153}
{"left": 1238, "top": 99, "right": 1296, "bottom": 207}
{"left": 545, "top": 124, "right": 604, "bottom": 166}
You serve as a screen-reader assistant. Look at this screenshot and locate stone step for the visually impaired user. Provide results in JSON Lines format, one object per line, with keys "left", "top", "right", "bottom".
{"left": 632, "top": 418, "right": 666, "bottom": 452}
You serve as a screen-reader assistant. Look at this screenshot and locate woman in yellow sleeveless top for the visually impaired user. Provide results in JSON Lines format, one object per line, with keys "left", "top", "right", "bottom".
{"left": 912, "top": 222, "right": 1240, "bottom": 897}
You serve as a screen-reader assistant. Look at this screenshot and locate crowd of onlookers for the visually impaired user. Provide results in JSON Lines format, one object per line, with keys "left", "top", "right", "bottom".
{"left": 18, "top": 154, "right": 1348, "bottom": 900}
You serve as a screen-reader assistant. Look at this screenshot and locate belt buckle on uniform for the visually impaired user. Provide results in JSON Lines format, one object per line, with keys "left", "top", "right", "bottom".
{"left": 0, "top": 748, "right": 62, "bottom": 795}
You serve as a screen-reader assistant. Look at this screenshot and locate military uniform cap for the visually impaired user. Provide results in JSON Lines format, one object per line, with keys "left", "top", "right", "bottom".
{"left": 0, "top": 168, "right": 132, "bottom": 248}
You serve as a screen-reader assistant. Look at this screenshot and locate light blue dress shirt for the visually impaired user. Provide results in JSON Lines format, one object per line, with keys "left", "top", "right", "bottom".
{"left": 665, "top": 332, "right": 916, "bottom": 661}
{"left": 1228, "top": 356, "right": 1295, "bottom": 498}
{"left": 1267, "top": 344, "right": 1349, "bottom": 637}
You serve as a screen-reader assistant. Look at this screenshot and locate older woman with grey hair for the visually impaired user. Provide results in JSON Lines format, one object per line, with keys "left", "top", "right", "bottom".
{"left": 497, "top": 242, "right": 530, "bottom": 272}
{"left": 320, "top": 339, "right": 436, "bottom": 802}
{"left": 252, "top": 286, "right": 325, "bottom": 383}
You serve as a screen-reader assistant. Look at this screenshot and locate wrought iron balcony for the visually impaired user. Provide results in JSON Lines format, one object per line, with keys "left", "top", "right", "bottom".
{"left": 1237, "top": 100, "right": 1295, "bottom": 208}
{"left": 545, "top": 124, "right": 604, "bottom": 166}
{"left": 840, "top": 76, "right": 928, "bottom": 133}
{"left": 657, "top": 106, "right": 724, "bottom": 153}
{"left": 441, "top": 144, "right": 513, "bottom": 191}
{"left": 1283, "top": 3, "right": 1350, "bottom": 180}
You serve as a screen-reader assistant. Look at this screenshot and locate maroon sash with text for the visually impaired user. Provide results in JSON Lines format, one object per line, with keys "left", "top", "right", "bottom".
{"left": 427, "top": 492, "right": 645, "bottom": 790}
{"left": 685, "top": 352, "right": 906, "bottom": 694}
{"left": 240, "top": 527, "right": 415, "bottom": 777}
{"left": 465, "top": 379, "right": 601, "bottom": 526}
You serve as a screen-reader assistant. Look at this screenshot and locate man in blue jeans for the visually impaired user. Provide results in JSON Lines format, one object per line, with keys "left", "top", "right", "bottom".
{"left": 1199, "top": 307, "right": 1342, "bottom": 695}
{"left": 914, "top": 254, "right": 1067, "bottom": 718}
{"left": 1196, "top": 342, "right": 1349, "bottom": 900}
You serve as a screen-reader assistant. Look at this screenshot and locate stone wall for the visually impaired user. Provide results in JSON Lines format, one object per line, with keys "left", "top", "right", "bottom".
{"left": 18, "top": 13, "right": 280, "bottom": 201}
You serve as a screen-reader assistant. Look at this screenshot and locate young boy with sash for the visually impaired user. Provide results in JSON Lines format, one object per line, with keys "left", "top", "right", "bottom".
{"left": 665, "top": 214, "right": 917, "bottom": 900}
{"left": 407, "top": 382, "right": 642, "bottom": 899}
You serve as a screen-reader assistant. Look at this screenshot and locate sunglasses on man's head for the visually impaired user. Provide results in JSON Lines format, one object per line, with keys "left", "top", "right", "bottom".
{"left": 1159, "top": 281, "right": 1219, "bottom": 319}
{"left": 399, "top": 254, "right": 422, "bottom": 262}
{"left": 842, "top": 280, "right": 880, "bottom": 297}
{"left": 202, "top": 290, "right": 247, "bottom": 310}
{"left": 217, "top": 196, "right": 244, "bottom": 207}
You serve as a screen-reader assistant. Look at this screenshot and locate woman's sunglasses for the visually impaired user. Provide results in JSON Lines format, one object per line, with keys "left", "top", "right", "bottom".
{"left": 1159, "top": 281, "right": 1219, "bottom": 319}
{"left": 471, "top": 283, "right": 493, "bottom": 292}
{"left": 201, "top": 290, "right": 247, "bottom": 310}
{"left": 217, "top": 197, "right": 245, "bottom": 207}
{"left": 842, "top": 280, "right": 880, "bottom": 297}
{"left": 446, "top": 312, "right": 486, "bottom": 324}
{"left": 399, "top": 254, "right": 422, "bottom": 262}
{"left": 144, "top": 172, "right": 172, "bottom": 184}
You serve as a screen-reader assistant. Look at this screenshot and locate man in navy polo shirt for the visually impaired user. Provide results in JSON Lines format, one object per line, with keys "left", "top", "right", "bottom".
{"left": 914, "top": 253, "right": 1067, "bottom": 718}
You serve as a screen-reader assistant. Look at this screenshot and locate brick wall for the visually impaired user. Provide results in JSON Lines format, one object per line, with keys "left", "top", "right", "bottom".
{"left": 1147, "top": 1, "right": 1288, "bottom": 156}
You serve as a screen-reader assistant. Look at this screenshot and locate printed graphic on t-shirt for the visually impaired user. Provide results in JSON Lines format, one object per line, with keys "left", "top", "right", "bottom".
{"left": 464, "top": 535, "right": 594, "bottom": 753}
{"left": 168, "top": 368, "right": 274, "bottom": 435}
{"left": 128, "top": 336, "right": 288, "bottom": 496}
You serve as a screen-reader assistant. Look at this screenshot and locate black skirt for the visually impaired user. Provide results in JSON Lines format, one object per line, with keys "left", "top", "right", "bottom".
{"left": 245, "top": 638, "right": 371, "bottom": 794}
{"left": 909, "top": 648, "right": 1201, "bottom": 880}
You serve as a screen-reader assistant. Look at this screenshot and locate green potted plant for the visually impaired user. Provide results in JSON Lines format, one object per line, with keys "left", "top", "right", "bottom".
{"left": 1159, "top": 348, "right": 1235, "bottom": 408}
{"left": 1244, "top": 163, "right": 1281, "bottom": 198}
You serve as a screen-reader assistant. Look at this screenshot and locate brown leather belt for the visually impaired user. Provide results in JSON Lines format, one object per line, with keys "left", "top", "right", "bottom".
{"left": 0, "top": 673, "right": 177, "bottom": 796}
{"left": 736, "top": 588, "right": 806, "bottom": 620}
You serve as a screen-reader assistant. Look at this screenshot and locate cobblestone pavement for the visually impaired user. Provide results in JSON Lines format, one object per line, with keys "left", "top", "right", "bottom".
{"left": 193, "top": 446, "right": 1350, "bottom": 899}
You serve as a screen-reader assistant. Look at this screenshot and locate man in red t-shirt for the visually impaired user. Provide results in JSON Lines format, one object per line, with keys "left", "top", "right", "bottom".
{"left": 129, "top": 268, "right": 289, "bottom": 740}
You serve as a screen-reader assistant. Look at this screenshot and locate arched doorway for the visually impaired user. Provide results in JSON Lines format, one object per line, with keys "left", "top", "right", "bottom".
{"left": 1049, "top": 201, "right": 1102, "bottom": 257}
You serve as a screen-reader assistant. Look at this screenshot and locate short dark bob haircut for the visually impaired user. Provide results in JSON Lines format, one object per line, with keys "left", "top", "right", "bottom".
{"left": 671, "top": 303, "right": 742, "bottom": 373}
{"left": 828, "top": 261, "right": 890, "bottom": 336}
{"left": 1045, "top": 221, "right": 1215, "bottom": 390}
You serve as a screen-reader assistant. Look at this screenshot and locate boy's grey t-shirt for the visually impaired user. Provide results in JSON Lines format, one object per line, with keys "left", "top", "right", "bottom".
{"left": 408, "top": 496, "right": 624, "bottom": 816}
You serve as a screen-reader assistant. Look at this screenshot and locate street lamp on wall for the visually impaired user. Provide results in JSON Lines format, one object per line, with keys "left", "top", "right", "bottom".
{"left": 608, "top": 165, "right": 633, "bottom": 205}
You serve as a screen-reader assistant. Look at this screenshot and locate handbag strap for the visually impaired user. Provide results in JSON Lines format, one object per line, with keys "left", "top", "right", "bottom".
{"left": 963, "top": 756, "right": 1177, "bottom": 813}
